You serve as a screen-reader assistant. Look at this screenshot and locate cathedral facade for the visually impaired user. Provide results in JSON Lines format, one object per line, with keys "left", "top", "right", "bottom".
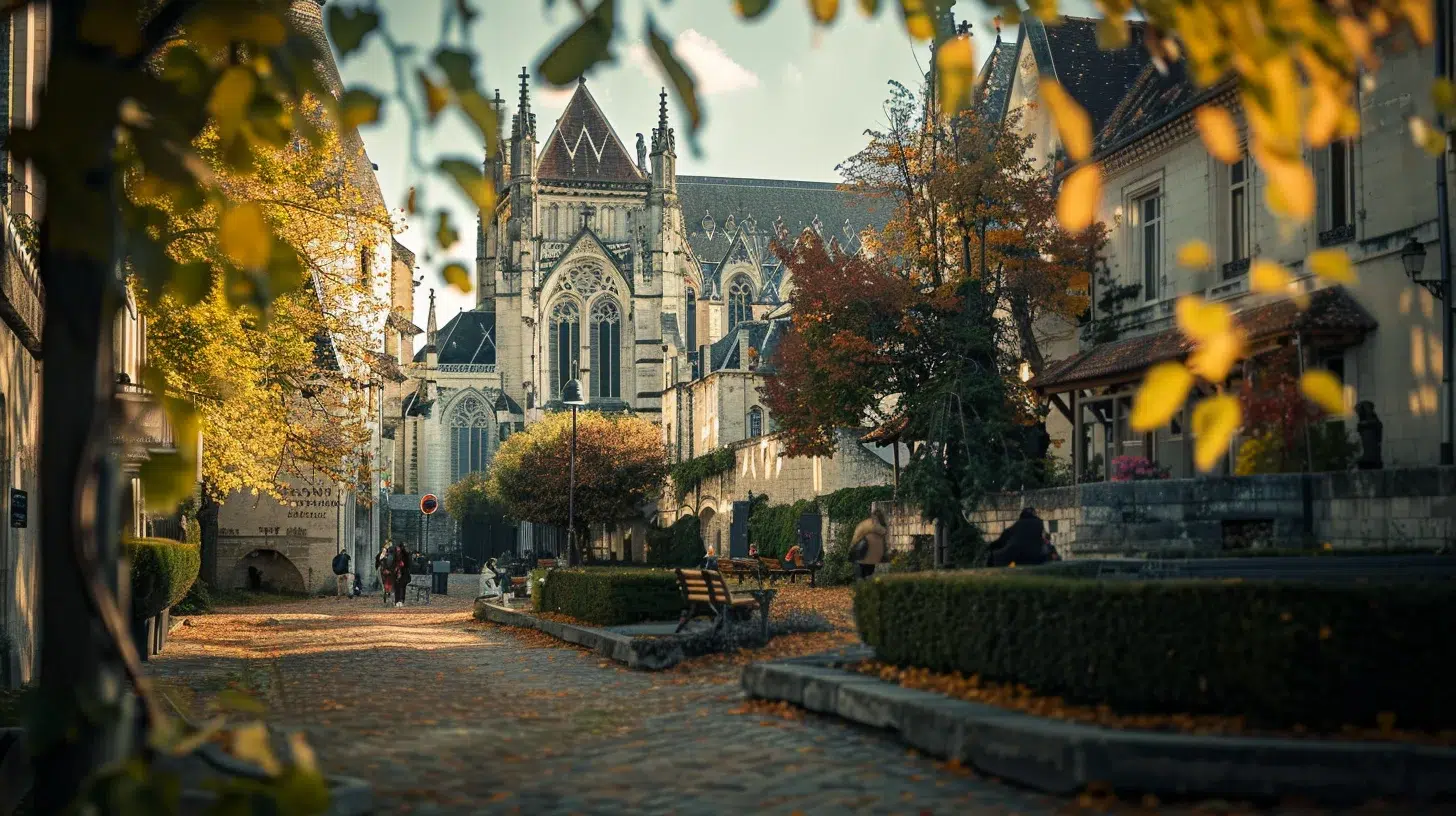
{"left": 395, "top": 74, "right": 882, "bottom": 556}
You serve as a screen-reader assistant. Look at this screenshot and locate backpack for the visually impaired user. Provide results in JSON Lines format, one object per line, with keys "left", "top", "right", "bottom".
{"left": 332, "top": 552, "right": 349, "bottom": 576}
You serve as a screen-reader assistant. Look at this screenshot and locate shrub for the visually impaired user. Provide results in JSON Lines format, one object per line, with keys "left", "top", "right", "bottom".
{"left": 855, "top": 573, "right": 1456, "bottom": 730}
{"left": 532, "top": 567, "right": 681, "bottom": 625}
{"left": 646, "top": 516, "right": 704, "bottom": 567}
{"left": 748, "top": 498, "right": 815, "bottom": 558}
{"left": 884, "top": 534, "right": 936, "bottom": 573}
{"left": 1110, "top": 455, "right": 1169, "bottom": 482}
{"left": 124, "top": 537, "right": 201, "bottom": 620}
{"left": 173, "top": 579, "right": 213, "bottom": 615}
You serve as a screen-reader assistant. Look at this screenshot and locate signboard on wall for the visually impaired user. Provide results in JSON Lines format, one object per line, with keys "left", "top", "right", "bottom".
{"left": 10, "top": 488, "right": 27, "bottom": 528}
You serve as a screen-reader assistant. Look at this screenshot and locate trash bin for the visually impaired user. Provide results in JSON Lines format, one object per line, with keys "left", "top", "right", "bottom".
{"left": 432, "top": 561, "right": 450, "bottom": 595}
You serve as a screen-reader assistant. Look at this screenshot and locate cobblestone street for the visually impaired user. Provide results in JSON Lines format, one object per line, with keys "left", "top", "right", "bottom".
{"left": 148, "top": 593, "right": 1075, "bottom": 815}
{"left": 147, "top": 594, "right": 1417, "bottom": 816}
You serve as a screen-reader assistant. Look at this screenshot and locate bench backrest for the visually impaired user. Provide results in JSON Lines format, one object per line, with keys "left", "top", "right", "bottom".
{"left": 538, "top": 558, "right": 557, "bottom": 569}
{"left": 675, "top": 568, "right": 733, "bottom": 606}
{"left": 756, "top": 556, "right": 784, "bottom": 571}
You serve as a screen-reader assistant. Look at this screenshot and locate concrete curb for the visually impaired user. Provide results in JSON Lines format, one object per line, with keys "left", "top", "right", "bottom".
{"left": 741, "top": 653, "right": 1456, "bottom": 804}
{"left": 473, "top": 599, "right": 684, "bottom": 670}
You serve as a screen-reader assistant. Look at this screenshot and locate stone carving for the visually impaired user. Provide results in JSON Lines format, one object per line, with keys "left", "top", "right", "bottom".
{"left": 1356, "top": 400, "right": 1383, "bottom": 470}
{"left": 636, "top": 132, "right": 647, "bottom": 170}
{"left": 557, "top": 262, "right": 619, "bottom": 298}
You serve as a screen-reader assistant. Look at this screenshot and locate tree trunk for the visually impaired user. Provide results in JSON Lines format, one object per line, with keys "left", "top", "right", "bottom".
{"left": 198, "top": 485, "right": 220, "bottom": 585}
{"left": 1009, "top": 295, "right": 1045, "bottom": 375}
{"left": 34, "top": 1, "right": 128, "bottom": 807}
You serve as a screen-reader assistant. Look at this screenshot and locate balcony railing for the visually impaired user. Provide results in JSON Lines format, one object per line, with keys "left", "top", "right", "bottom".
{"left": 438, "top": 363, "right": 497, "bottom": 373}
{"left": 116, "top": 382, "right": 177, "bottom": 460}
{"left": 0, "top": 201, "right": 44, "bottom": 355}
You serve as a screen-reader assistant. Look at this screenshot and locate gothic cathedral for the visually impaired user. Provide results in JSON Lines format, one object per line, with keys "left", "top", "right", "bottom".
{"left": 397, "top": 72, "right": 878, "bottom": 533}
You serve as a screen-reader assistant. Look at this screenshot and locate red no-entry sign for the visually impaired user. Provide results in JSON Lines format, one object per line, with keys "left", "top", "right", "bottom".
{"left": 420, "top": 494, "right": 439, "bottom": 515}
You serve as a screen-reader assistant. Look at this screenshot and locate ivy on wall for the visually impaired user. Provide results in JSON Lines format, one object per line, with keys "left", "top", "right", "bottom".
{"left": 669, "top": 447, "right": 736, "bottom": 501}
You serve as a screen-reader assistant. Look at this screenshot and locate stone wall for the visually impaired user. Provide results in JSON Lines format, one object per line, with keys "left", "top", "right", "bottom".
{"left": 217, "top": 473, "right": 352, "bottom": 593}
{"left": 957, "top": 467, "right": 1456, "bottom": 557}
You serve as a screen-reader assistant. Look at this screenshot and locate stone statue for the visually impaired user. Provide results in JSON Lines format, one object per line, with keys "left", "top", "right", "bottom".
{"left": 1356, "top": 400, "right": 1383, "bottom": 470}
{"left": 635, "top": 132, "right": 647, "bottom": 170}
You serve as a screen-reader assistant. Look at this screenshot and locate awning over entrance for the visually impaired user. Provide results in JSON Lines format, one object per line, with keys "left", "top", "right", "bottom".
{"left": 1032, "top": 286, "right": 1378, "bottom": 394}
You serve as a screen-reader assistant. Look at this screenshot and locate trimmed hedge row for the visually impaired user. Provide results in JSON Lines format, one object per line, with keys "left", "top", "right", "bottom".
{"left": 125, "top": 537, "right": 201, "bottom": 620}
{"left": 855, "top": 573, "right": 1456, "bottom": 730}
{"left": 532, "top": 567, "right": 682, "bottom": 626}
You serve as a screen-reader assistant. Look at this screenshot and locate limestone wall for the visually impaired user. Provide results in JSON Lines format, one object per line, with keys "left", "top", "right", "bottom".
{"left": 956, "top": 467, "right": 1456, "bottom": 557}
{"left": 0, "top": 315, "right": 40, "bottom": 687}
{"left": 218, "top": 474, "right": 351, "bottom": 593}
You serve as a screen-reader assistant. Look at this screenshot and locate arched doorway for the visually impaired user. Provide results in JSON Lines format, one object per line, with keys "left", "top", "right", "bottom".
{"left": 229, "top": 549, "right": 305, "bottom": 593}
{"left": 698, "top": 505, "right": 718, "bottom": 558}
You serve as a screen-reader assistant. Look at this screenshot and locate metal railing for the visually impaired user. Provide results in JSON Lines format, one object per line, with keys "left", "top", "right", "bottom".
{"left": 116, "top": 382, "right": 177, "bottom": 453}
{"left": 0, "top": 201, "right": 44, "bottom": 354}
{"left": 438, "top": 364, "right": 497, "bottom": 373}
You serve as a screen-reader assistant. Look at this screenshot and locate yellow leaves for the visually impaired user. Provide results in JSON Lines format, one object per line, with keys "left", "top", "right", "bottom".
{"left": 229, "top": 722, "right": 283, "bottom": 776}
{"left": 1177, "top": 295, "right": 1244, "bottom": 383}
{"left": 210, "top": 67, "right": 258, "bottom": 145}
{"left": 1401, "top": 0, "right": 1433, "bottom": 45}
{"left": 1042, "top": 80, "right": 1092, "bottom": 162}
{"left": 420, "top": 71, "right": 450, "bottom": 121}
{"left": 935, "top": 35, "right": 977, "bottom": 118}
{"left": 1192, "top": 395, "right": 1242, "bottom": 472}
{"left": 1194, "top": 106, "right": 1241, "bottom": 164}
{"left": 219, "top": 203, "right": 272, "bottom": 270}
{"left": 1433, "top": 78, "right": 1456, "bottom": 119}
{"left": 898, "top": 0, "right": 935, "bottom": 40}
{"left": 436, "top": 211, "right": 460, "bottom": 251}
{"left": 1260, "top": 151, "right": 1316, "bottom": 222}
{"left": 443, "top": 262, "right": 473, "bottom": 294}
{"left": 438, "top": 158, "right": 497, "bottom": 214}
{"left": 733, "top": 0, "right": 772, "bottom": 17}
{"left": 1056, "top": 164, "right": 1100, "bottom": 233}
{"left": 1176, "top": 240, "right": 1212, "bottom": 269}
{"left": 1131, "top": 363, "right": 1194, "bottom": 432}
{"left": 1300, "top": 369, "right": 1348, "bottom": 416}
{"left": 1096, "top": 16, "right": 1129, "bottom": 49}
{"left": 810, "top": 0, "right": 840, "bottom": 24}
{"left": 1410, "top": 116, "right": 1447, "bottom": 156}
{"left": 1251, "top": 259, "right": 1306, "bottom": 307}
{"left": 339, "top": 89, "right": 382, "bottom": 130}
{"left": 81, "top": 0, "right": 143, "bottom": 56}
{"left": 1308, "top": 248, "right": 1356, "bottom": 284}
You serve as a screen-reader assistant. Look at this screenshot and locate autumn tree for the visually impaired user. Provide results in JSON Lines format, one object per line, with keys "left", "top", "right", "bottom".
{"left": 133, "top": 101, "right": 391, "bottom": 580}
{"left": 484, "top": 411, "right": 666, "bottom": 563}
{"left": 443, "top": 470, "right": 505, "bottom": 522}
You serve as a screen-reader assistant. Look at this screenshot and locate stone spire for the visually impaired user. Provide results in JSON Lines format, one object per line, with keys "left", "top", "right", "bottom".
{"left": 650, "top": 87, "right": 673, "bottom": 155}
{"left": 513, "top": 66, "right": 534, "bottom": 139}
{"left": 425, "top": 288, "right": 438, "bottom": 348}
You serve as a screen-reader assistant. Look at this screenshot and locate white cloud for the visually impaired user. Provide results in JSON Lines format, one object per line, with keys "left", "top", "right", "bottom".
{"left": 627, "top": 30, "right": 759, "bottom": 96}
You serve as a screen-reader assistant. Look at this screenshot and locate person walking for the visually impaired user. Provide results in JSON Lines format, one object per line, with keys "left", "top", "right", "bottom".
{"left": 331, "top": 549, "right": 352, "bottom": 598}
{"left": 849, "top": 509, "right": 889, "bottom": 581}
{"left": 989, "top": 507, "right": 1053, "bottom": 567}
{"left": 389, "top": 542, "right": 412, "bottom": 607}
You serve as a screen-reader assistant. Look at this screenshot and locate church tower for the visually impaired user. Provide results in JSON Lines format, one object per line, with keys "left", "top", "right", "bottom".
{"left": 477, "top": 88, "right": 506, "bottom": 313}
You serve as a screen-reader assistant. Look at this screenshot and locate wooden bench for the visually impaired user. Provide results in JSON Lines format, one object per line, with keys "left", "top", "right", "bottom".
{"left": 674, "top": 568, "right": 758, "bottom": 635}
{"left": 756, "top": 555, "right": 819, "bottom": 587}
{"left": 716, "top": 558, "right": 756, "bottom": 584}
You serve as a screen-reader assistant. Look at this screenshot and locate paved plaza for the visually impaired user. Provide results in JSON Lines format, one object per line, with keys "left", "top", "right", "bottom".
{"left": 147, "top": 594, "right": 1422, "bottom": 815}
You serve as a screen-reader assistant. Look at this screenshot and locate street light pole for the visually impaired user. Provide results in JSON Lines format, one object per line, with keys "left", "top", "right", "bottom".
{"left": 562, "top": 378, "right": 587, "bottom": 565}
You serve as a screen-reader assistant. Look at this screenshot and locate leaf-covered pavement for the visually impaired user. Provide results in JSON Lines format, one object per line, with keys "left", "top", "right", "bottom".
{"left": 147, "top": 591, "right": 1427, "bottom": 815}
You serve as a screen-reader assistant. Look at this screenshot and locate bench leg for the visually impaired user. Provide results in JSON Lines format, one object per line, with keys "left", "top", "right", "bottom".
{"left": 675, "top": 609, "right": 690, "bottom": 633}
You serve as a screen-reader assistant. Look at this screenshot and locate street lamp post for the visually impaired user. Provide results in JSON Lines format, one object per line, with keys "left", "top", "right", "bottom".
{"left": 562, "top": 378, "right": 587, "bottom": 565}
{"left": 1401, "top": 237, "right": 1453, "bottom": 465}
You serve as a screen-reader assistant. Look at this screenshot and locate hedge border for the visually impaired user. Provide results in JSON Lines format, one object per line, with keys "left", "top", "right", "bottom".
{"left": 124, "top": 537, "right": 201, "bottom": 621}
{"left": 531, "top": 567, "right": 681, "bottom": 626}
{"left": 855, "top": 572, "right": 1456, "bottom": 730}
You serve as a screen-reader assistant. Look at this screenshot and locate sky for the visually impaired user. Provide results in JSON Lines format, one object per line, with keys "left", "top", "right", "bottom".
{"left": 338, "top": 0, "right": 1021, "bottom": 325}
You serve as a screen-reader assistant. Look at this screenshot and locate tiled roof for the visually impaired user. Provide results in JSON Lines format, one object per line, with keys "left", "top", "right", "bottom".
{"left": 974, "top": 39, "right": 1019, "bottom": 122}
{"left": 391, "top": 238, "right": 416, "bottom": 270}
{"left": 536, "top": 81, "right": 645, "bottom": 183}
{"left": 1026, "top": 16, "right": 1151, "bottom": 134}
{"left": 702, "top": 318, "right": 788, "bottom": 375}
{"left": 1033, "top": 287, "right": 1378, "bottom": 391}
{"left": 412, "top": 310, "right": 496, "bottom": 365}
{"left": 678, "top": 176, "right": 890, "bottom": 302}
{"left": 860, "top": 413, "right": 909, "bottom": 445}
{"left": 1093, "top": 62, "right": 1229, "bottom": 159}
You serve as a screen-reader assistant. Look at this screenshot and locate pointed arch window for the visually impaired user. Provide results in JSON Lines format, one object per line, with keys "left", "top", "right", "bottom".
{"left": 748, "top": 406, "right": 763, "bottom": 438}
{"left": 548, "top": 299, "right": 580, "bottom": 401}
{"left": 685, "top": 288, "right": 697, "bottom": 350}
{"left": 727, "top": 277, "right": 753, "bottom": 333}
{"left": 450, "top": 393, "right": 493, "bottom": 483}
{"left": 590, "top": 298, "right": 622, "bottom": 400}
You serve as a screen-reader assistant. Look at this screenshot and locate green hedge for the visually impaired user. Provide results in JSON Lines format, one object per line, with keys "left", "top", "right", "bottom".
{"left": 125, "top": 537, "right": 201, "bottom": 620}
{"left": 533, "top": 567, "right": 681, "bottom": 625}
{"left": 748, "top": 498, "right": 816, "bottom": 558}
{"left": 670, "top": 447, "right": 736, "bottom": 501}
{"left": 646, "top": 516, "right": 704, "bottom": 567}
{"left": 855, "top": 573, "right": 1456, "bottom": 730}
{"left": 818, "top": 485, "right": 892, "bottom": 525}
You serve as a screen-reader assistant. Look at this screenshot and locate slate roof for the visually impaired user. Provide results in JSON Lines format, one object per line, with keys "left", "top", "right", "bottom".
{"left": 1025, "top": 16, "right": 1151, "bottom": 135}
{"left": 678, "top": 175, "right": 891, "bottom": 302}
{"left": 412, "top": 310, "right": 496, "bottom": 365}
{"left": 704, "top": 318, "right": 788, "bottom": 375}
{"left": 536, "top": 81, "right": 646, "bottom": 183}
{"left": 1033, "top": 287, "right": 1378, "bottom": 391}
{"left": 1093, "top": 62, "right": 1232, "bottom": 159}
{"left": 975, "top": 38, "right": 1020, "bottom": 122}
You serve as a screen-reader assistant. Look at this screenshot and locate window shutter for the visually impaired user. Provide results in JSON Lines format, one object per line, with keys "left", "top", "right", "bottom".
{"left": 1313, "top": 148, "right": 1330, "bottom": 232}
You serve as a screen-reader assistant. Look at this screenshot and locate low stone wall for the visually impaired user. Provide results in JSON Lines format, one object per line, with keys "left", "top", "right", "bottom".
{"left": 872, "top": 502, "right": 935, "bottom": 554}
{"left": 961, "top": 467, "right": 1456, "bottom": 556}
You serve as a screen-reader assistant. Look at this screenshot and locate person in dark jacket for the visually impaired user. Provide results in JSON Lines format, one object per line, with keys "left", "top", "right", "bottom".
{"left": 989, "top": 508, "right": 1052, "bottom": 567}
{"left": 331, "top": 550, "right": 351, "bottom": 598}
{"left": 390, "top": 543, "right": 412, "bottom": 607}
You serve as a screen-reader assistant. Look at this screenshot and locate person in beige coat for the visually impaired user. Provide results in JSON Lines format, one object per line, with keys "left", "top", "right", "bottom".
{"left": 849, "top": 509, "right": 889, "bottom": 581}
